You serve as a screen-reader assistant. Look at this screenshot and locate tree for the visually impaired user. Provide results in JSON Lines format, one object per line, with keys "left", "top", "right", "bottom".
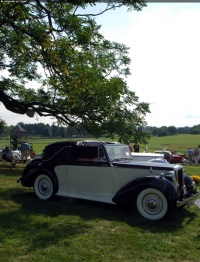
{"left": 177, "top": 126, "right": 190, "bottom": 134}
{"left": 0, "top": 117, "right": 8, "bottom": 138}
{"left": 59, "top": 126, "right": 66, "bottom": 138}
{"left": 66, "top": 126, "right": 75, "bottom": 138}
{"left": 152, "top": 127, "right": 158, "bottom": 136}
{"left": 190, "top": 124, "right": 200, "bottom": 135}
{"left": 157, "top": 126, "right": 168, "bottom": 137}
{"left": 0, "top": 0, "right": 149, "bottom": 141}
{"left": 51, "top": 124, "right": 60, "bottom": 137}
{"left": 167, "top": 126, "right": 177, "bottom": 135}
{"left": 0, "top": 118, "right": 6, "bottom": 129}
{"left": 42, "top": 125, "right": 51, "bottom": 137}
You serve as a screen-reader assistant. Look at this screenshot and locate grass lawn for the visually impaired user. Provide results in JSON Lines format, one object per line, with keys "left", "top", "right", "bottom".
{"left": 1, "top": 134, "right": 200, "bottom": 156}
{"left": 0, "top": 162, "right": 199, "bottom": 262}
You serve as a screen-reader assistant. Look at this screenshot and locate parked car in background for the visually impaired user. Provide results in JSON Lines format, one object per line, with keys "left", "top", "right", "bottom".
{"left": 154, "top": 150, "right": 186, "bottom": 164}
{"left": 0, "top": 149, "right": 31, "bottom": 163}
{"left": 17, "top": 141, "right": 199, "bottom": 221}
{"left": 131, "top": 152, "right": 165, "bottom": 162}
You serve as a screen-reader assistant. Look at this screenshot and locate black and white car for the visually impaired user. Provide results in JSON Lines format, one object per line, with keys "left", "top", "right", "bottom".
{"left": 17, "top": 141, "right": 199, "bottom": 220}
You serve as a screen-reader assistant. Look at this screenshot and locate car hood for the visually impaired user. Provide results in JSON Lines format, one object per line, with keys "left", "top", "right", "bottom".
{"left": 112, "top": 159, "right": 181, "bottom": 170}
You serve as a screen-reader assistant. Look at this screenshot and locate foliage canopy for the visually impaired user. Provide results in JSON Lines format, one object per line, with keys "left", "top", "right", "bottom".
{"left": 0, "top": 0, "right": 150, "bottom": 142}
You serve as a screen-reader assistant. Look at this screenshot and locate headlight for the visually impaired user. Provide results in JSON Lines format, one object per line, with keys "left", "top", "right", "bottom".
{"left": 164, "top": 171, "right": 176, "bottom": 182}
{"left": 162, "top": 171, "right": 178, "bottom": 188}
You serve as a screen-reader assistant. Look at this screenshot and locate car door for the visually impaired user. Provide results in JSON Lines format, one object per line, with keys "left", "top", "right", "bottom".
{"left": 66, "top": 146, "right": 114, "bottom": 198}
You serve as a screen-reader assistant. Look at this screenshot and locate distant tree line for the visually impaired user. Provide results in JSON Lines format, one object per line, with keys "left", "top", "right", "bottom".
{"left": 1, "top": 123, "right": 200, "bottom": 139}
{"left": 0, "top": 122, "right": 92, "bottom": 139}
{"left": 143, "top": 125, "right": 200, "bottom": 136}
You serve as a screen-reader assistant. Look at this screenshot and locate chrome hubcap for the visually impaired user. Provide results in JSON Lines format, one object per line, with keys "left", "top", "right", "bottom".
{"left": 147, "top": 199, "right": 158, "bottom": 209}
{"left": 142, "top": 194, "right": 162, "bottom": 214}
{"left": 39, "top": 179, "right": 51, "bottom": 195}
{"left": 41, "top": 183, "right": 48, "bottom": 192}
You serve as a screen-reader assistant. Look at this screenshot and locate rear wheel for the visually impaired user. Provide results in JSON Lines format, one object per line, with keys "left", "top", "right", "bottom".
{"left": 34, "top": 174, "right": 54, "bottom": 200}
{"left": 136, "top": 188, "right": 168, "bottom": 220}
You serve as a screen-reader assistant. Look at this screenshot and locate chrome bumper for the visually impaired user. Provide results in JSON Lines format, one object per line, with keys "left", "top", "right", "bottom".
{"left": 176, "top": 190, "right": 200, "bottom": 207}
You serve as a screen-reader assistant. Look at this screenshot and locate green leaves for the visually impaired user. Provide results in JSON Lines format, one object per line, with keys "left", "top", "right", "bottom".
{"left": 0, "top": 118, "right": 6, "bottom": 129}
{"left": 0, "top": 1, "right": 149, "bottom": 141}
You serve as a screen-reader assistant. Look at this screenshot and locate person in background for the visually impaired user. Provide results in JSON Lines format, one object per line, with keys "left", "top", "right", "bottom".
{"left": 133, "top": 143, "right": 140, "bottom": 152}
{"left": 30, "top": 151, "right": 37, "bottom": 159}
{"left": 127, "top": 142, "right": 133, "bottom": 152}
{"left": 2, "top": 146, "right": 16, "bottom": 167}
{"left": 193, "top": 147, "right": 199, "bottom": 165}
{"left": 169, "top": 152, "right": 174, "bottom": 164}
{"left": 21, "top": 141, "right": 30, "bottom": 163}
{"left": 188, "top": 148, "right": 194, "bottom": 165}
{"left": 143, "top": 147, "right": 148, "bottom": 153}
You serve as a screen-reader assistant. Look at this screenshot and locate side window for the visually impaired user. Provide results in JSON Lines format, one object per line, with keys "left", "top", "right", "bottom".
{"left": 73, "top": 147, "right": 98, "bottom": 162}
{"left": 72, "top": 147, "right": 107, "bottom": 163}
{"left": 98, "top": 147, "right": 106, "bottom": 161}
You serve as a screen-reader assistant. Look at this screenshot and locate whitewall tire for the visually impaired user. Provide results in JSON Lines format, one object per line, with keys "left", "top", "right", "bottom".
{"left": 136, "top": 188, "right": 168, "bottom": 220}
{"left": 34, "top": 174, "right": 54, "bottom": 200}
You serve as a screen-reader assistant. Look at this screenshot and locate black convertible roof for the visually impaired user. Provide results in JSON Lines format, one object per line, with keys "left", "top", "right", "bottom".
{"left": 44, "top": 140, "right": 119, "bottom": 151}
{"left": 42, "top": 140, "right": 123, "bottom": 161}
{"left": 44, "top": 140, "right": 118, "bottom": 152}
{"left": 42, "top": 140, "right": 118, "bottom": 160}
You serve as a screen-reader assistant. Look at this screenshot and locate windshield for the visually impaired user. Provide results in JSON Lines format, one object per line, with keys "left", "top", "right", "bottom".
{"left": 105, "top": 144, "right": 132, "bottom": 161}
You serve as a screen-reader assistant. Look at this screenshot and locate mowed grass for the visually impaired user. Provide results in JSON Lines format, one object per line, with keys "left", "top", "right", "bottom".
{"left": 1, "top": 134, "right": 200, "bottom": 155}
{"left": 0, "top": 164, "right": 199, "bottom": 262}
{"left": 142, "top": 134, "right": 200, "bottom": 154}
{"left": 0, "top": 135, "right": 200, "bottom": 261}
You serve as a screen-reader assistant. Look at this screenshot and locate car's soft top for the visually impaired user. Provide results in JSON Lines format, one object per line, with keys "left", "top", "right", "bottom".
{"left": 42, "top": 141, "right": 77, "bottom": 160}
{"left": 42, "top": 140, "right": 118, "bottom": 161}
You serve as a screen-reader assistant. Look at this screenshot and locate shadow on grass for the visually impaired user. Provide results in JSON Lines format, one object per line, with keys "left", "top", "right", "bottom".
{"left": 0, "top": 165, "right": 24, "bottom": 176}
{"left": 9, "top": 188, "right": 198, "bottom": 228}
{"left": 0, "top": 189, "right": 93, "bottom": 251}
{"left": 0, "top": 166, "right": 199, "bottom": 253}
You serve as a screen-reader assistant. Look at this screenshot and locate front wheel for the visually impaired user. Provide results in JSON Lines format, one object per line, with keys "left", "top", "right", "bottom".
{"left": 136, "top": 188, "right": 168, "bottom": 220}
{"left": 34, "top": 174, "right": 54, "bottom": 200}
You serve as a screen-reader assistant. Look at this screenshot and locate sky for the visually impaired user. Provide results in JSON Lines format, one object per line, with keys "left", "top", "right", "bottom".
{"left": 1, "top": 2, "right": 200, "bottom": 127}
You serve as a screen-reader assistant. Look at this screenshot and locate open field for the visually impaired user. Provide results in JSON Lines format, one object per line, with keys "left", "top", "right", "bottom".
{"left": 1, "top": 134, "right": 200, "bottom": 155}
{"left": 0, "top": 134, "right": 200, "bottom": 261}
{"left": 141, "top": 134, "right": 200, "bottom": 154}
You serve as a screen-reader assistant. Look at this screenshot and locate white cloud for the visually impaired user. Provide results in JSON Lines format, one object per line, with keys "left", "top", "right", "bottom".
{"left": 95, "top": 3, "right": 200, "bottom": 127}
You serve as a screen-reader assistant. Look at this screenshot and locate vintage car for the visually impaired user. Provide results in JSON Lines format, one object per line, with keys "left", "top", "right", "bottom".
{"left": 131, "top": 152, "right": 165, "bottom": 162}
{"left": 0, "top": 149, "right": 31, "bottom": 163}
{"left": 154, "top": 150, "right": 186, "bottom": 164}
{"left": 17, "top": 141, "right": 199, "bottom": 220}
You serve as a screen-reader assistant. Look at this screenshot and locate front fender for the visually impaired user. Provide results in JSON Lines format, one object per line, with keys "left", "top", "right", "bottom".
{"left": 184, "top": 173, "right": 198, "bottom": 195}
{"left": 112, "top": 176, "right": 178, "bottom": 207}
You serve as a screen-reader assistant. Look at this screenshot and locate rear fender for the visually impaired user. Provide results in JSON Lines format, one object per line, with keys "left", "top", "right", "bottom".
{"left": 113, "top": 176, "right": 178, "bottom": 206}
{"left": 22, "top": 167, "right": 59, "bottom": 194}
